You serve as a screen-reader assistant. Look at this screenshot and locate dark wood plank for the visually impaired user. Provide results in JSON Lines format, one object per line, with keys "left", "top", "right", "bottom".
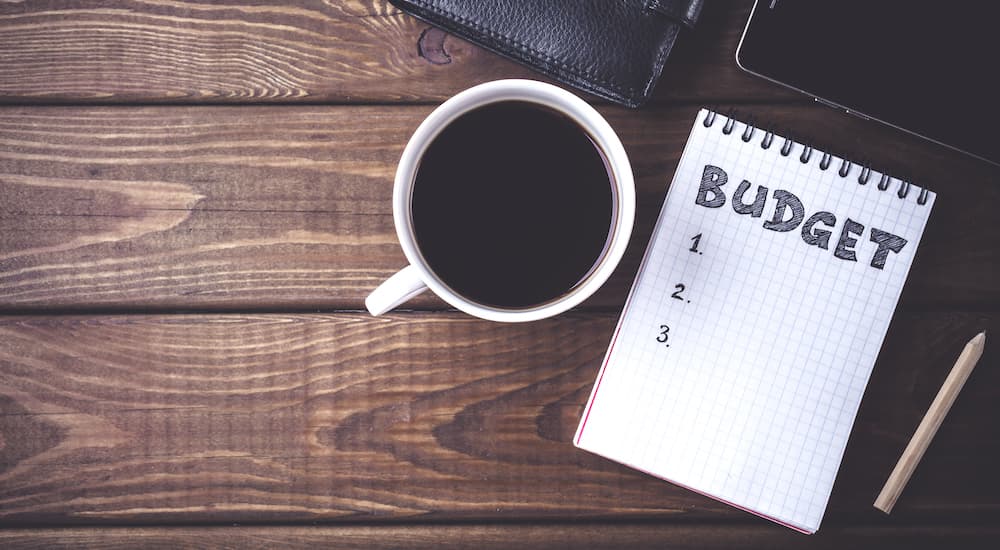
{"left": 1, "top": 524, "right": 999, "bottom": 549}
{"left": 0, "top": 312, "right": 996, "bottom": 524}
{"left": 1, "top": 104, "right": 997, "bottom": 311}
{"left": 0, "top": 0, "right": 792, "bottom": 104}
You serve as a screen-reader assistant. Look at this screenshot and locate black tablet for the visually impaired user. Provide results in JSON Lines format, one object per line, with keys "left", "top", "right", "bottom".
{"left": 737, "top": 0, "right": 1000, "bottom": 166}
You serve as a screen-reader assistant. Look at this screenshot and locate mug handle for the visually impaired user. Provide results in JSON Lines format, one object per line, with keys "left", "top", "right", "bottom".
{"left": 365, "top": 265, "right": 428, "bottom": 316}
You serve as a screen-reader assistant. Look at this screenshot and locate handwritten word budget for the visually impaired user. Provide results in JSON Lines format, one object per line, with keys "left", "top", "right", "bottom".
{"left": 575, "top": 109, "right": 935, "bottom": 534}
{"left": 695, "top": 165, "right": 908, "bottom": 270}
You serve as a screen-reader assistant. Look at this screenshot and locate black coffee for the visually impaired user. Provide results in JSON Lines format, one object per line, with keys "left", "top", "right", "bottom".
{"left": 411, "top": 101, "right": 614, "bottom": 309}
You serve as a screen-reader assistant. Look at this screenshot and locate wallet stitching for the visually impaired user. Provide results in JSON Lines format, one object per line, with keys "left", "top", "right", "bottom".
{"left": 407, "top": 0, "right": 643, "bottom": 99}
{"left": 642, "top": 22, "right": 679, "bottom": 100}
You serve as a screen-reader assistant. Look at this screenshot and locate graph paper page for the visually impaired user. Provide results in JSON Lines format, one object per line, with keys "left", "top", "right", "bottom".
{"left": 575, "top": 109, "right": 935, "bottom": 533}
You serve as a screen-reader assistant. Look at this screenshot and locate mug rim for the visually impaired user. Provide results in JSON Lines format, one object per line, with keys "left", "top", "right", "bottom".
{"left": 393, "top": 79, "right": 635, "bottom": 322}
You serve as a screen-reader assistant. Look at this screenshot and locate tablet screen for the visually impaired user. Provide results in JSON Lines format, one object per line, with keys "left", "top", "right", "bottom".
{"left": 737, "top": 0, "right": 1000, "bottom": 166}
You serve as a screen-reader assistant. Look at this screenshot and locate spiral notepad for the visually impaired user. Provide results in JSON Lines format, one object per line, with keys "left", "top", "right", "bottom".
{"left": 575, "top": 109, "right": 935, "bottom": 533}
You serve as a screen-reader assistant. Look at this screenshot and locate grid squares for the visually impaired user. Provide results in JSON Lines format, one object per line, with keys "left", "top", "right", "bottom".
{"left": 574, "top": 109, "right": 935, "bottom": 533}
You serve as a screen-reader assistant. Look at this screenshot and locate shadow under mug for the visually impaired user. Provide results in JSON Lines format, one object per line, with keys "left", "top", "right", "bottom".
{"left": 365, "top": 79, "right": 635, "bottom": 322}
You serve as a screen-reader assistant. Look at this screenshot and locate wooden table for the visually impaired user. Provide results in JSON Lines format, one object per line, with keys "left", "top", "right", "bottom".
{"left": 1, "top": 2, "right": 997, "bottom": 547}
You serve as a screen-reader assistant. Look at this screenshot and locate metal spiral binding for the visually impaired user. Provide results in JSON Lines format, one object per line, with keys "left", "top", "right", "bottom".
{"left": 702, "top": 109, "right": 928, "bottom": 205}
{"left": 819, "top": 152, "right": 832, "bottom": 170}
{"left": 722, "top": 116, "right": 736, "bottom": 135}
{"left": 741, "top": 118, "right": 755, "bottom": 142}
{"left": 780, "top": 137, "right": 793, "bottom": 156}
{"left": 858, "top": 165, "right": 871, "bottom": 184}
{"left": 761, "top": 130, "right": 774, "bottom": 150}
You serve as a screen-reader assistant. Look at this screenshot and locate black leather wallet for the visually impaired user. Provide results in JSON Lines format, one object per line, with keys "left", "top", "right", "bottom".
{"left": 388, "top": 0, "right": 703, "bottom": 108}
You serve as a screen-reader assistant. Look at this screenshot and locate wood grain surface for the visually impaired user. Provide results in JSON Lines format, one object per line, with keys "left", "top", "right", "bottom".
{"left": 1, "top": 313, "right": 996, "bottom": 524}
{"left": 2, "top": 524, "right": 1000, "bottom": 550}
{"left": 2, "top": 104, "right": 997, "bottom": 312}
{"left": 2, "top": 0, "right": 997, "bottom": 545}
{"left": 0, "top": 0, "right": 793, "bottom": 104}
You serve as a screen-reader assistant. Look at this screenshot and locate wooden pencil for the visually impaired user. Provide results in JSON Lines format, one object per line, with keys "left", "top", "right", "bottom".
{"left": 874, "top": 332, "right": 986, "bottom": 514}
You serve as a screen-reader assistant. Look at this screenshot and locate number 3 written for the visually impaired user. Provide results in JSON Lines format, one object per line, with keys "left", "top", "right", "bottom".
{"left": 656, "top": 324, "right": 670, "bottom": 346}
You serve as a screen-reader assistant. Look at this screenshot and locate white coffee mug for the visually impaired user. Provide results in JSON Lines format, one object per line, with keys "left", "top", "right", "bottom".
{"left": 365, "top": 79, "right": 635, "bottom": 322}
